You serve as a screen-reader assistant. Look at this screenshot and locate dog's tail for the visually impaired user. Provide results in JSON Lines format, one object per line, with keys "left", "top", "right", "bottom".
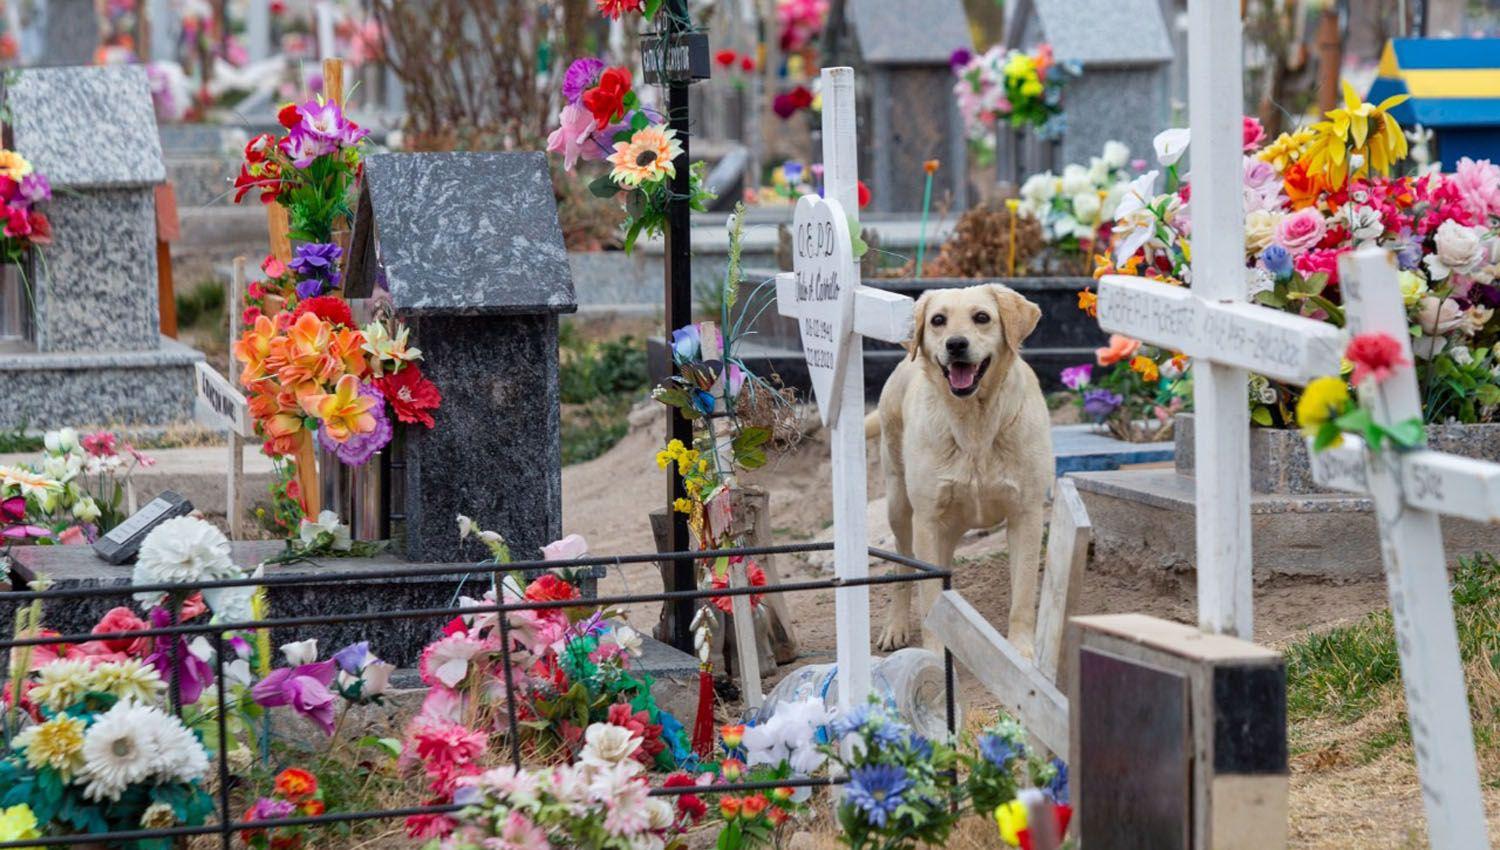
{"left": 864, "top": 412, "right": 881, "bottom": 439}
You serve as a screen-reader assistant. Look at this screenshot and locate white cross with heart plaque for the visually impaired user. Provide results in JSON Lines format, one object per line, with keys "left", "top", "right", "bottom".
{"left": 773, "top": 67, "right": 914, "bottom": 715}
{"left": 1297, "top": 247, "right": 1490, "bottom": 850}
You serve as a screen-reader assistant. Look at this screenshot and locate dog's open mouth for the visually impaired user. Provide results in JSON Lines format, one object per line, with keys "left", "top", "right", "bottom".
{"left": 942, "top": 357, "right": 991, "bottom": 396}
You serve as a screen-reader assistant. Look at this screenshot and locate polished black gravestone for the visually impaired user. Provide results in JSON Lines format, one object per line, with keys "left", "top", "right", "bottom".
{"left": 346, "top": 151, "right": 577, "bottom": 564}
{"left": 1070, "top": 614, "right": 1289, "bottom": 850}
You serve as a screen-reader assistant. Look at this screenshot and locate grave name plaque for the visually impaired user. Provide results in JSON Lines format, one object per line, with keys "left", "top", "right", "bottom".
{"left": 641, "top": 32, "right": 711, "bottom": 84}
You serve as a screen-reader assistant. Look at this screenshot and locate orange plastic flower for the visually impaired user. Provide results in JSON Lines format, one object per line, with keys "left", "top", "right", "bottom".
{"left": 274, "top": 768, "right": 317, "bottom": 800}
{"left": 1077, "top": 288, "right": 1098, "bottom": 317}
{"left": 300, "top": 374, "right": 377, "bottom": 442}
{"left": 1096, "top": 334, "right": 1141, "bottom": 366}
{"left": 923, "top": 159, "right": 941, "bottom": 174}
{"left": 233, "top": 315, "right": 279, "bottom": 384}
{"left": 1282, "top": 161, "right": 1329, "bottom": 210}
{"left": 274, "top": 312, "right": 338, "bottom": 390}
{"left": 262, "top": 410, "right": 306, "bottom": 457}
{"left": 328, "top": 327, "right": 370, "bottom": 379}
{"left": 1129, "top": 354, "right": 1160, "bottom": 382}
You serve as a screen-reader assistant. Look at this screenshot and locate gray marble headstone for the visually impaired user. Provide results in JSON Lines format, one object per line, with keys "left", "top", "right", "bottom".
{"left": 846, "top": 0, "right": 972, "bottom": 213}
{"left": 348, "top": 152, "right": 577, "bottom": 563}
{"left": 38, "top": 0, "right": 99, "bottom": 67}
{"left": 1008, "top": 0, "right": 1174, "bottom": 170}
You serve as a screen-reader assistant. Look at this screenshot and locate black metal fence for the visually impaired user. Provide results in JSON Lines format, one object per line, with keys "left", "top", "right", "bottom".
{"left": 0, "top": 542, "right": 954, "bottom": 849}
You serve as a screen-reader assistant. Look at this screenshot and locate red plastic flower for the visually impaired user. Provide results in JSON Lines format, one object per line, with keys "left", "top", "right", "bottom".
{"left": 376, "top": 364, "right": 443, "bottom": 428}
{"left": 292, "top": 295, "right": 355, "bottom": 328}
{"left": 277, "top": 102, "right": 302, "bottom": 129}
{"left": 709, "top": 556, "right": 766, "bottom": 613}
{"left": 607, "top": 701, "right": 666, "bottom": 764}
{"left": 857, "top": 180, "right": 871, "bottom": 209}
{"left": 715, "top": 49, "right": 738, "bottom": 68}
{"left": 740, "top": 55, "right": 756, "bottom": 72}
{"left": 664, "top": 772, "right": 707, "bottom": 823}
{"left": 582, "top": 67, "right": 632, "bottom": 130}
{"left": 524, "top": 573, "right": 580, "bottom": 603}
{"left": 596, "top": 0, "right": 644, "bottom": 18}
{"left": 1346, "top": 332, "right": 1409, "bottom": 387}
{"left": 244, "top": 132, "right": 277, "bottom": 165}
{"left": 274, "top": 768, "right": 318, "bottom": 800}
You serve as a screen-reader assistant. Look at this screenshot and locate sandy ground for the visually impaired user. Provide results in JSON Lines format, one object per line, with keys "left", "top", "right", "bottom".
{"left": 560, "top": 403, "right": 1500, "bottom": 847}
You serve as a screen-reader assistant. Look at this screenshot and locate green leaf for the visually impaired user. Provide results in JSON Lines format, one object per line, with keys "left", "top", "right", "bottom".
{"left": 630, "top": 111, "right": 650, "bottom": 132}
{"left": 1476, "top": 384, "right": 1500, "bottom": 407}
{"left": 1334, "top": 407, "right": 1374, "bottom": 434}
{"left": 1383, "top": 418, "right": 1425, "bottom": 449}
{"left": 589, "top": 175, "right": 620, "bottom": 199}
{"left": 622, "top": 217, "right": 646, "bottom": 254}
{"left": 1254, "top": 290, "right": 1288, "bottom": 308}
{"left": 847, "top": 215, "right": 868, "bottom": 259}
{"left": 732, "top": 427, "right": 771, "bottom": 452}
{"left": 357, "top": 735, "right": 404, "bottom": 758}
{"left": 1312, "top": 421, "right": 1342, "bottom": 452}
{"left": 644, "top": 0, "right": 664, "bottom": 15}
{"left": 1251, "top": 406, "right": 1273, "bottom": 426}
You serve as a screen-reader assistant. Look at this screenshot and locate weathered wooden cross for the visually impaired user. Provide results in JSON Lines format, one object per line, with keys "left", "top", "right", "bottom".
{"left": 192, "top": 257, "right": 255, "bottom": 539}
{"left": 1093, "top": 1, "right": 1343, "bottom": 640}
{"left": 773, "top": 66, "right": 914, "bottom": 715}
{"left": 1295, "top": 248, "right": 1490, "bottom": 850}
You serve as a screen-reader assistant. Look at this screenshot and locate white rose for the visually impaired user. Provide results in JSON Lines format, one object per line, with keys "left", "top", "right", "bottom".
{"left": 1060, "top": 164, "right": 1091, "bottom": 196}
{"left": 280, "top": 639, "right": 319, "bottom": 667}
{"left": 1071, "top": 191, "right": 1102, "bottom": 223}
{"left": 1417, "top": 296, "right": 1464, "bottom": 335}
{"left": 579, "top": 722, "right": 642, "bottom": 771}
{"left": 1244, "top": 209, "right": 1283, "bottom": 253}
{"left": 1020, "top": 172, "right": 1055, "bottom": 204}
{"left": 1102, "top": 140, "right": 1130, "bottom": 169}
{"left": 72, "top": 497, "right": 100, "bottom": 524}
{"left": 1426, "top": 221, "right": 1486, "bottom": 280}
{"left": 1086, "top": 157, "right": 1110, "bottom": 185}
{"left": 1451, "top": 345, "right": 1474, "bottom": 365}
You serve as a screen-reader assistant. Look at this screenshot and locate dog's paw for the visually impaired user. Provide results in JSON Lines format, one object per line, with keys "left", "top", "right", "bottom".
{"left": 876, "top": 619, "right": 913, "bottom": 652}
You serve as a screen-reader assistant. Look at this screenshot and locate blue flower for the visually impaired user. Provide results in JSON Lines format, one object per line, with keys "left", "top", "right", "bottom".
{"left": 332, "top": 641, "right": 369, "bottom": 676}
{"left": 906, "top": 731, "right": 933, "bottom": 761}
{"left": 871, "top": 718, "right": 912, "bottom": 748}
{"left": 1395, "top": 239, "right": 1423, "bottom": 271}
{"left": 831, "top": 704, "right": 873, "bottom": 739}
{"left": 671, "top": 324, "right": 701, "bottom": 362}
{"left": 845, "top": 764, "right": 911, "bottom": 828}
{"left": 288, "top": 241, "right": 343, "bottom": 289}
{"left": 783, "top": 160, "right": 805, "bottom": 185}
{"left": 1045, "top": 758, "right": 1070, "bottom": 805}
{"left": 1259, "top": 244, "right": 1293, "bottom": 279}
{"left": 978, "top": 732, "right": 1023, "bottom": 768}
{"left": 1081, "top": 388, "right": 1123, "bottom": 419}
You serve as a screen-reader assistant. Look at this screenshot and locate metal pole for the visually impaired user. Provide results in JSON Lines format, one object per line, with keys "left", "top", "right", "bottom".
{"left": 665, "top": 0, "right": 696, "bottom": 654}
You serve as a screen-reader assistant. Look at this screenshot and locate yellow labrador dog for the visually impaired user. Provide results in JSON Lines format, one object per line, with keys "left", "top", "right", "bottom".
{"left": 871, "top": 283, "right": 1052, "bottom": 654}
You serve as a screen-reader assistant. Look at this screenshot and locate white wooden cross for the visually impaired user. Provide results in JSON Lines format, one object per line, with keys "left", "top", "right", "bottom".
{"left": 773, "top": 67, "right": 914, "bottom": 716}
{"left": 1297, "top": 248, "right": 1490, "bottom": 850}
{"left": 193, "top": 257, "right": 255, "bottom": 539}
{"left": 1093, "top": 1, "right": 1344, "bottom": 639}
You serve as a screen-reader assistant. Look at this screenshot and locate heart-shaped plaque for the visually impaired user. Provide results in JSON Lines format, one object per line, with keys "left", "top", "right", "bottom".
{"left": 789, "top": 193, "right": 858, "bottom": 427}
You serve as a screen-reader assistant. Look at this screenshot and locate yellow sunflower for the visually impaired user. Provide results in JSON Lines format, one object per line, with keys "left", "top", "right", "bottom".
{"left": 1299, "top": 81, "right": 1409, "bottom": 186}
{"left": 0, "top": 150, "right": 32, "bottom": 180}
{"left": 608, "top": 125, "right": 683, "bottom": 188}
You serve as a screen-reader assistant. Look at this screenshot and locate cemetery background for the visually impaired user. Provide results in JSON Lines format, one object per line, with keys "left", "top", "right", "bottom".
{"left": 1, "top": 0, "right": 1500, "bottom": 848}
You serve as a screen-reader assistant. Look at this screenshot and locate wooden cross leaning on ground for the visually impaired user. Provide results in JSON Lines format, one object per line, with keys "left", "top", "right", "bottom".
{"left": 1294, "top": 247, "right": 1491, "bottom": 850}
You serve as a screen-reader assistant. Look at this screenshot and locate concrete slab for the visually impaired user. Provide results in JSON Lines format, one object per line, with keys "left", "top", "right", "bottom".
{"left": 1053, "top": 425, "right": 1173, "bottom": 474}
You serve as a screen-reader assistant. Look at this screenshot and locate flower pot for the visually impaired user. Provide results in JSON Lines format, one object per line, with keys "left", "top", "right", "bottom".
{"left": 0, "top": 258, "right": 35, "bottom": 347}
{"left": 317, "top": 442, "right": 354, "bottom": 526}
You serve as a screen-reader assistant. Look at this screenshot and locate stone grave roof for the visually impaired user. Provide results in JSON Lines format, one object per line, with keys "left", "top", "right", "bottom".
{"left": 7, "top": 65, "right": 166, "bottom": 189}
{"left": 1008, "top": 0, "right": 1173, "bottom": 67}
{"left": 347, "top": 152, "right": 577, "bottom": 316}
{"left": 848, "top": 0, "right": 972, "bottom": 65}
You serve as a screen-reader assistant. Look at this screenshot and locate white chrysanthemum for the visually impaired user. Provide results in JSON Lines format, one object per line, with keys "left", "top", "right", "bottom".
{"left": 132, "top": 516, "right": 241, "bottom": 608}
{"left": 147, "top": 714, "right": 210, "bottom": 783}
{"left": 89, "top": 659, "right": 166, "bottom": 705}
{"left": 78, "top": 702, "right": 164, "bottom": 801}
{"left": 29, "top": 659, "right": 96, "bottom": 712}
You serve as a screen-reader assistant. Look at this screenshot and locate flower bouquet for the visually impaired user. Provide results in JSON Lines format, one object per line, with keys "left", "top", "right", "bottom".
{"left": 1056, "top": 329, "right": 1189, "bottom": 442}
{"left": 233, "top": 96, "right": 369, "bottom": 244}
{"left": 241, "top": 767, "right": 330, "bottom": 850}
{"left": 0, "top": 150, "right": 51, "bottom": 262}
{"left": 1100, "top": 87, "right": 1500, "bottom": 431}
{"left": 952, "top": 43, "right": 1079, "bottom": 164}
{"left": 1016, "top": 141, "right": 1136, "bottom": 264}
{"left": 0, "top": 429, "right": 155, "bottom": 544}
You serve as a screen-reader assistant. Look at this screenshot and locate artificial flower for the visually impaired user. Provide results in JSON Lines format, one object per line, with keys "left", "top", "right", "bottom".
{"left": 131, "top": 516, "right": 239, "bottom": 608}
{"left": 301, "top": 374, "right": 379, "bottom": 443}
{"left": 562, "top": 57, "right": 606, "bottom": 105}
{"left": 596, "top": 0, "right": 644, "bottom": 19}
{"left": 1060, "top": 364, "right": 1092, "bottom": 390}
{"left": 1129, "top": 355, "right": 1160, "bottom": 382}
{"left": 1345, "top": 332, "right": 1408, "bottom": 386}
{"left": 1300, "top": 82, "right": 1409, "bottom": 185}
{"left": 1424, "top": 220, "right": 1488, "bottom": 280}
{"left": 89, "top": 658, "right": 167, "bottom": 704}
{"left": 14, "top": 714, "right": 87, "bottom": 776}
{"left": 275, "top": 768, "right": 319, "bottom": 800}
{"left": 316, "top": 382, "right": 392, "bottom": 464}
{"left": 299, "top": 510, "right": 353, "bottom": 551}
{"left": 1153, "top": 127, "right": 1190, "bottom": 167}
{"left": 1275, "top": 207, "right": 1327, "bottom": 254}
{"left": 579, "top": 722, "right": 643, "bottom": 771}
{"left": 582, "top": 67, "right": 632, "bottom": 129}
{"left": 609, "top": 124, "right": 683, "bottom": 187}
{"left": 377, "top": 364, "right": 443, "bottom": 428}
{"left": 0, "top": 805, "right": 39, "bottom": 842}
{"left": 1295, "top": 376, "right": 1350, "bottom": 438}
{"left": 845, "top": 764, "right": 911, "bottom": 828}
{"left": 252, "top": 659, "right": 339, "bottom": 735}
{"left": 1095, "top": 334, "right": 1141, "bottom": 366}
{"left": 548, "top": 103, "right": 600, "bottom": 172}
{"left": 78, "top": 701, "right": 164, "bottom": 801}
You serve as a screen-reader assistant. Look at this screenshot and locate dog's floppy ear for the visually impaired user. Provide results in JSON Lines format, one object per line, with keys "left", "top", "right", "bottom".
{"left": 989, "top": 284, "right": 1041, "bottom": 355}
{"left": 907, "top": 291, "right": 932, "bottom": 361}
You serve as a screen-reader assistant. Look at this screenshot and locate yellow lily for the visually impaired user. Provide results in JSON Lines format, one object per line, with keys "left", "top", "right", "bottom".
{"left": 1301, "top": 81, "right": 1409, "bottom": 186}
{"left": 300, "top": 374, "right": 377, "bottom": 442}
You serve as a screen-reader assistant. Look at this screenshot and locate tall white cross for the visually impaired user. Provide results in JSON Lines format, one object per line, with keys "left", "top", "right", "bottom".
{"left": 1298, "top": 248, "right": 1490, "bottom": 850}
{"left": 1094, "top": 3, "right": 1344, "bottom": 639}
{"left": 773, "top": 67, "right": 914, "bottom": 715}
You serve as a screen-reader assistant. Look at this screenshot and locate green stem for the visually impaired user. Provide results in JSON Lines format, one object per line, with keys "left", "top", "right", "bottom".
{"left": 915, "top": 172, "right": 935, "bottom": 279}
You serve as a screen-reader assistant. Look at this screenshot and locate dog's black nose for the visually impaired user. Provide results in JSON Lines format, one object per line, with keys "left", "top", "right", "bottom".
{"left": 946, "top": 336, "right": 969, "bottom": 355}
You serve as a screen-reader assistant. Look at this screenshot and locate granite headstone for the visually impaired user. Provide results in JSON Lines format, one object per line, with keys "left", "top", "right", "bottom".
{"left": 1006, "top": 0, "right": 1173, "bottom": 174}
{"left": 346, "top": 151, "right": 576, "bottom": 564}
{"left": 0, "top": 65, "right": 201, "bottom": 429}
{"left": 840, "top": 0, "right": 972, "bottom": 213}
{"left": 38, "top": 0, "right": 99, "bottom": 67}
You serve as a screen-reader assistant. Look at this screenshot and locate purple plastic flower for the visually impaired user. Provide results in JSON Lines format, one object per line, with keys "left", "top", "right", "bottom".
{"left": 317, "top": 383, "right": 392, "bottom": 466}
{"left": 281, "top": 129, "right": 337, "bottom": 169}
{"left": 1060, "top": 364, "right": 1092, "bottom": 390}
{"left": 297, "top": 98, "right": 368, "bottom": 147}
{"left": 18, "top": 173, "right": 50, "bottom": 204}
{"left": 332, "top": 641, "right": 370, "bottom": 676}
{"left": 1395, "top": 238, "right": 1423, "bottom": 271}
{"left": 295, "top": 277, "right": 327, "bottom": 299}
{"left": 1473, "top": 284, "right": 1500, "bottom": 309}
{"left": 1082, "top": 388, "right": 1124, "bottom": 419}
{"left": 562, "top": 57, "right": 606, "bottom": 105}
{"left": 949, "top": 47, "right": 973, "bottom": 73}
{"left": 251, "top": 658, "right": 339, "bottom": 735}
{"left": 248, "top": 797, "right": 297, "bottom": 821}
{"left": 144, "top": 605, "right": 214, "bottom": 705}
{"left": 783, "top": 160, "right": 805, "bottom": 185}
{"left": 289, "top": 242, "right": 343, "bottom": 290}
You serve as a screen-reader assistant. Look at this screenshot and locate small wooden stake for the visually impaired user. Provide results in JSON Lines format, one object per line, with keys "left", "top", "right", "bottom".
{"left": 227, "top": 258, "right": 248, "bottom": 539}
{"left": 266, "top": 204, "right": 293, "bottom": 264}
{"left": 323, "top": 57, "right": 344, "bottom": 106}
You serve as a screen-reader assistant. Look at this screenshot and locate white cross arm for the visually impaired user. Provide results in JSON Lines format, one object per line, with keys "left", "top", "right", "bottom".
{"left": 1096, "top": 274, "right": 1342, "bottom": 384}
{"left": 774, "top": 272, "right": 915, "bottom": 345}
{"left": 1308, "top": 434, "right": 1500, "bottom": 525}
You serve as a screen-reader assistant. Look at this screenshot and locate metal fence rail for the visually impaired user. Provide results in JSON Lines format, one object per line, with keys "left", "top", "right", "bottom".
{"left": 0, "top": 543, "right": 955, "bottom": 849}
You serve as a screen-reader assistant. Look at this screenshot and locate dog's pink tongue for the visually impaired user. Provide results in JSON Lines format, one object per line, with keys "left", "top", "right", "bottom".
{"left": 948, "top": 362, "right": 978, "bottom": 391}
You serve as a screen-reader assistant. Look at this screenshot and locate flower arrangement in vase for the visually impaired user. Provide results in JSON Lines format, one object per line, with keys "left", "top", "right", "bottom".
{"left": 0, "top": 429, "right": 155, "bottom": 544}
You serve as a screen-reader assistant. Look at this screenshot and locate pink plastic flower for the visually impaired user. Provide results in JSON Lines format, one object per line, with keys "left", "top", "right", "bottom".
{"left": 1452, "top": 157, "right": 1500, "bottom": 224}
{"left": 81, "top": 431, "right": 117, "bottom": 457}
{"left": 251, "top": 659, "right": 338, "bottom": 735}
{"left": 419, "top": 632, "right": 488, "bottom": 690}
{"left": 1347, "top": 332, "right": 1409, "bottom": 386}
{"left": 1242, "top": 115, "right": 1266, "bottom": 152}
{"left": 1275, "top": 208, "right": 1328, "bottom": 254}
{"left": 547, "top": 103, "right": 599, "bottom": 172}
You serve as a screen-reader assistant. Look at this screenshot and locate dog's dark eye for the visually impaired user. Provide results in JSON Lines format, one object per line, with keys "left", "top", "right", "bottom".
{"left": 930, "top": 314, "right": 947, "bottom": 327}
{"left": 973, "top": 311, "right": 991, "bottom": 324}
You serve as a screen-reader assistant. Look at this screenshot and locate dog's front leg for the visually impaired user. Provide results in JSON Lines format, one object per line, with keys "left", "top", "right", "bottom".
{"left": 876, "top": 491, "right": 917, "bottom": 652}
{"left": 913, "top": 522, "right": 959, "bottom": 654}
{"left": 1006, "top": 505, "right": 1046, "bottom": 658}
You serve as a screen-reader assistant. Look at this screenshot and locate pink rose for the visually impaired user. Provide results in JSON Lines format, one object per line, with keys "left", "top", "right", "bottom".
{"left": 1276, "top": 208, "right": 1327, "bottom": 254}
{"left": 1243, "top": 115, "right": 1266, "bottom": 152}
{"left": 1294, "top": 247, "right": 1348, "bottom": 285}
{"left": 92, "top": 606, "right": 151, "bottom": 656}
